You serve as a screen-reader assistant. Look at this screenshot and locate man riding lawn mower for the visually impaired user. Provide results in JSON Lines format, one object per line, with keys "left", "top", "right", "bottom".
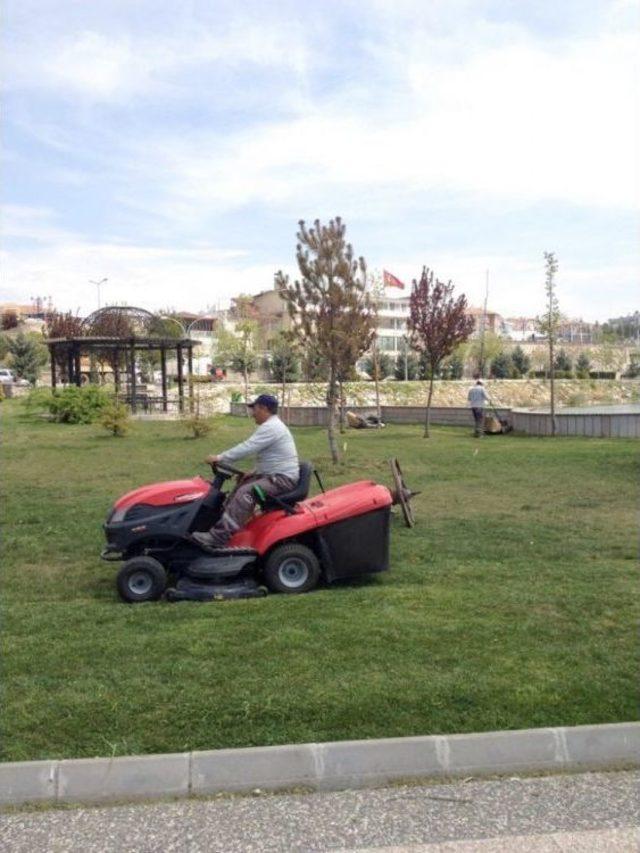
{"left": 102, "top": 394, "right": 418, "bottom": 603}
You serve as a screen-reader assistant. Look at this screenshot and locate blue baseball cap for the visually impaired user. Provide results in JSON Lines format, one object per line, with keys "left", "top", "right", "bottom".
{"left": 248, "top": 393, "right": 278, "bottom": 413}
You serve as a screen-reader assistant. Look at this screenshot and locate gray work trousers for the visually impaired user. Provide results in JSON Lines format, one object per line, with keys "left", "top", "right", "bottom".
{"left": 208, "top": 472, "right": 297, "bottom": 547}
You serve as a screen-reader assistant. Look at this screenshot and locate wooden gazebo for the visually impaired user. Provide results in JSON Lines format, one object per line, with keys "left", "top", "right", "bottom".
{"left": 45, "top": 306, "right": 200, "bottom": 413}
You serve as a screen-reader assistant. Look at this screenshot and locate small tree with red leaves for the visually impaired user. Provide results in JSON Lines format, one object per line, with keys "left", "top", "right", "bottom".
{"left": 408, "top": 267, "right": 475, "bottom": 438}
{"left": 44, "top": 310, "right": 85, "bottom": 382}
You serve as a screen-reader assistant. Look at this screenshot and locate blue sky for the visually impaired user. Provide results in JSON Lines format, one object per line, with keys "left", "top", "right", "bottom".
{"left": 2, "top": 0, "right": 638, "bottom": 319}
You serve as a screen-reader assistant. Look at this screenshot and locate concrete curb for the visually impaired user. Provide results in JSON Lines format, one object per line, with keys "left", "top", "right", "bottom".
{"left": 1, "top": 722, "right": 638, "bottom": 807}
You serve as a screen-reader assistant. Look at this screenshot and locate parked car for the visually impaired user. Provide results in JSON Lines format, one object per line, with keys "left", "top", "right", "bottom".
{"left": 0, "top": 368, "right": 16, "bottom": 382}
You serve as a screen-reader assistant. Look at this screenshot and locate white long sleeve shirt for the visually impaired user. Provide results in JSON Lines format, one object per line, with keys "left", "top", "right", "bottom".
{"left": 220, "top": 415, "right": 299, "bottom": 479}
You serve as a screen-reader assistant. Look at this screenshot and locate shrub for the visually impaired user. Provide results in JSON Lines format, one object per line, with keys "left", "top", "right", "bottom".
{"left": 5, "top": 332, "right": 48, "bottom": 384}
{"left": 554, "top": 370, "right": 574, "bottom": 379}
{"left": 230, "top": 391, "right": 243, "bottom": 403}
{"left": 440, "top": 354, "right": 464, "bottom": 380}
{"left": 47, "top": 386, "right": 111, "bottom": 424}
{"left": 184, "top": 415, "right": 212, "bottom": 438}
{"left": 566, "top": 392, "right": 587, "bottom": 407}
{"left": 622, "top": 352, "right": 640, "bottom": 378}
{"left": 0, "top": 385, "right": 4, "bottom": 403}
{"left": 589, "top": 371, "right": 616, "bottom": 379}
{"left": 575, "top": 351, "right": 591, "bottom": 379}
{"left": 489, "top": 351, "right": 513, "bottom": 379}
{"left": 362, "top": 353, "right": 394, "bottom": 380}
{"left": 100, "top": 400, "right": 130, "bottom": 437}
{"left": 554, "top": 349, "right": 573, "bottom": 373}
{"left": 1, "top": 309, "right": 19, "bottom": 330}
{"left": 23, "top": 387, "right": 54, "bottom": 415}
{"left": 511, "top": 345, "right": 531, "bottom": 378}
{"left": 393, "top": 352, "right": 421, "bottom": 381}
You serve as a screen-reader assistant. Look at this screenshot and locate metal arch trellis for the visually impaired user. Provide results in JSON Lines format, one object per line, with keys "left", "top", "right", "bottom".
{"left": 82, "top": 305, "right": 175, "bottom": 337}
{"left": 48, "top": 306, "right": 196, "bottom": 414}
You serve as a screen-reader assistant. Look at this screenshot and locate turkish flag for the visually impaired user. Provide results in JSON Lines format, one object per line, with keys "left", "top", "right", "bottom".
{"left": 383, "top": 269, "right": 405, "bottom": 289}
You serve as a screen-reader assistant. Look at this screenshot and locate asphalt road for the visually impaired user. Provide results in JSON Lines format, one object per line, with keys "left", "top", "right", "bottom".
{"left": 1, "top": 770, "right": 638, "bottom": 852}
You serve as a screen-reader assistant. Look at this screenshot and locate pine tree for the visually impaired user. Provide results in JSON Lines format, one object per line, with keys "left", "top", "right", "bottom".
{"left": 7, "top": 333, "right": 48, "bottom": 384}
{"left": 276, "top": 218, "right": 376, "bottom": 463}
{"left": 511, "top": 345, "right": 531, "bottom": 377}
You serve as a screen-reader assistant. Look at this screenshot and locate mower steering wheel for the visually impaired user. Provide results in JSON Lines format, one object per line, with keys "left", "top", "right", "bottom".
{"left": 210, "top": 460, "right": 245, "bottom": 479}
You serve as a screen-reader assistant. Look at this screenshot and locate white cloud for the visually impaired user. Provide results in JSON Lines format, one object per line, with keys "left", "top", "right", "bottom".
{"left": 111, "top": 28, "right": 638, "bottom": 219}
{"left": 1, "top": 207, "right": 260, "bottom": 314}
{"left": 8, "top": 19, "right": 312, "bottom": 102}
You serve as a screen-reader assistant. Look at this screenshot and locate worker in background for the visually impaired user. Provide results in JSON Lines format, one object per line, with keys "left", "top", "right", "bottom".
{"left": 467, "top": 379, "right": 490, "bottom": 437}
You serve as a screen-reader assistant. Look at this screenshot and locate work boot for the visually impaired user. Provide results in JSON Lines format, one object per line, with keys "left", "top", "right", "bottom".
{"left": 191, "top": 531, "right": 221, "bottom": 552}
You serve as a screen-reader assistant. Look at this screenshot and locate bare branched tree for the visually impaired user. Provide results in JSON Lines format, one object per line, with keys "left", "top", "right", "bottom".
{"left": 537, "top": 251, "right": 561, "bottom": 435}
{"left": 276, "top": 217, "right": 376, "bottom": 463}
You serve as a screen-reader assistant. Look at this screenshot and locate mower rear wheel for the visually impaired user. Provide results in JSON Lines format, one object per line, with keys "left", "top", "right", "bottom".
{"left": 263, "top": 543, "right": 320, "bottom": 594}
{"left": 117, "top": 556, "right": 167, "bottom": 603}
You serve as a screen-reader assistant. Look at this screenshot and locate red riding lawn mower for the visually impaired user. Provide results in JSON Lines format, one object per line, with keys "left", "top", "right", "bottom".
{"left": 102, "top": 459, "right": 417, "bottom": 603}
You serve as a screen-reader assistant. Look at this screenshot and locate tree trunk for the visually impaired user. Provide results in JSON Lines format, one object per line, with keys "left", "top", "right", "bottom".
{"left": 281, "top": 369, "right": 287, "bottom": 421}
{"left": 423, "top": 373, "right": 435, "bottom": 438}
{"left": 549, "top": 337, "right": 556, "bottom": 436}
{"left": 339, "top": 381, "right": 346, "bottom": 433}
{"left": 244, "top": 367, "right": 250, "bottom": 416}
{"left": 327, "top": 369, "right": 340, "bottom": 463}
{"left": 373, "top": 337, "right": 382, "bottom": 427}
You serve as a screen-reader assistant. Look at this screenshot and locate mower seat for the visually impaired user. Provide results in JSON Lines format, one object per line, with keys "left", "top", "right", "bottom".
{"left": 262, "top": 462, "right": 313, "bottom": 513}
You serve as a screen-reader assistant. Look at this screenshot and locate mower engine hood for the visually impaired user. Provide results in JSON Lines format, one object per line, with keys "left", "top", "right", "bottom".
{"left": 112, "top": 476, "right": 210, "bottom": 515}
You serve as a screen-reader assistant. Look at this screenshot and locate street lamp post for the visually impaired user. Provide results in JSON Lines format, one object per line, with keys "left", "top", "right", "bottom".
{"left": 89, "top": 278, "right": 108, "bottom": 310}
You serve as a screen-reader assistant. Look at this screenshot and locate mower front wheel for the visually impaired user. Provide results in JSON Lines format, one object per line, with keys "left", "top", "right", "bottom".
{"left": 117, "top": 556, "right": 167, "bottom": 603}
{"left": 263, "top": 543, "right": 320, "bottom": 594}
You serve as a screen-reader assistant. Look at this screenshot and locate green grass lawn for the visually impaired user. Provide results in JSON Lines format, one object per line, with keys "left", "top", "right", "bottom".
{"left": 1, "top": 401, "right": 638, "bottom": 762}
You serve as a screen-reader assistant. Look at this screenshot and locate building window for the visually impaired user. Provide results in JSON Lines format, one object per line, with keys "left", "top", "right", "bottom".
{"left": 378, "top": 336, "right": 396, "bottom": 351}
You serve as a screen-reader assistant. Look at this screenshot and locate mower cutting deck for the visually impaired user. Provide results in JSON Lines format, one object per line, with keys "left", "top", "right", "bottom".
{"left": 102, "top": 459, "right": 416, "bottom": 603}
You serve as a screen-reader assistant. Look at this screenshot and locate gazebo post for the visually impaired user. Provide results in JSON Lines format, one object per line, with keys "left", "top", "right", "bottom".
{"left": 176, "top": 343, "right": 184, "bottom": 413}
{"left": 74, "top": 345, "right": 82, "bottom": 387}
{"left": 187, "top": 345, "right": 194, "bottom": 414}
{"left": 67, "top": 347, "right": 74, "bottom": 386}
{"left": 50, "top": 345, "right": 57, "bottom": 390}
{"left": 160, "top": 346, "right": 168, "bottom": 413}
{"left": 130, "top": 340, "right": 137, "bottom": 413}
{"left": 114, "top": 347, "right": 120, "bottom": 395}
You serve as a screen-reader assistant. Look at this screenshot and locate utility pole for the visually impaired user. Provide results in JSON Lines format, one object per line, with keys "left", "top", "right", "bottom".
{"left": 89, "top": 278, "right": 108, "bottom": 310}
{"left": 477, "top": 269, "right": 489, "bottom": 377}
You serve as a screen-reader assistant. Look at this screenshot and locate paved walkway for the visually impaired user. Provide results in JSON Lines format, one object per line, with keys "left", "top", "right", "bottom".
{"left": 1, "top": 770, "right": 638, "bottom": 852}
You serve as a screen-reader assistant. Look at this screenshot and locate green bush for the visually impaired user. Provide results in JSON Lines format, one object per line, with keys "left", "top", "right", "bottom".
{"left": 47, "top": 386, "right": 112, "bottom": 424}
{"left": 23, "top": 387, "right": 54, "bottom": 415}
{"left": 575, "top": 352, "right": 591, "bottom": 379}
{"left": 0, "top": 385, "right": 4, "bottom": 403}
{"left": 184, "top": 415, "right": 212, "bottom": 438}
{"left": 230, "top": 391, "right": 243, "bottom": 403}
{"left": 554, "top": 370, "right": 574, "bottom": 379}
{"left": 100, "top": 400, "right": 130, "bottom": 437}
{"left": 511, "top": 345, "right": 531, "bottom": 378}
{"left": 554, "top": 349, "right": 573, "bottom": 373}
{"left": 566, "top": 392, "right": 587, "bottom": 407}
{"left": 489, "top": 352, "right": 513, "bottom": 379}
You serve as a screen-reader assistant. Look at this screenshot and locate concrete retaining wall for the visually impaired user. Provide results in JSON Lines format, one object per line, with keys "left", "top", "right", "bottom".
{"left": 229, "top": 403, "right": 511, "bottom": 427}
{"left": 2, "top": 722, "right": 638, "bottom": 807}
{"left": 511, "top": 410, "right": 640, "bottom": 438}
